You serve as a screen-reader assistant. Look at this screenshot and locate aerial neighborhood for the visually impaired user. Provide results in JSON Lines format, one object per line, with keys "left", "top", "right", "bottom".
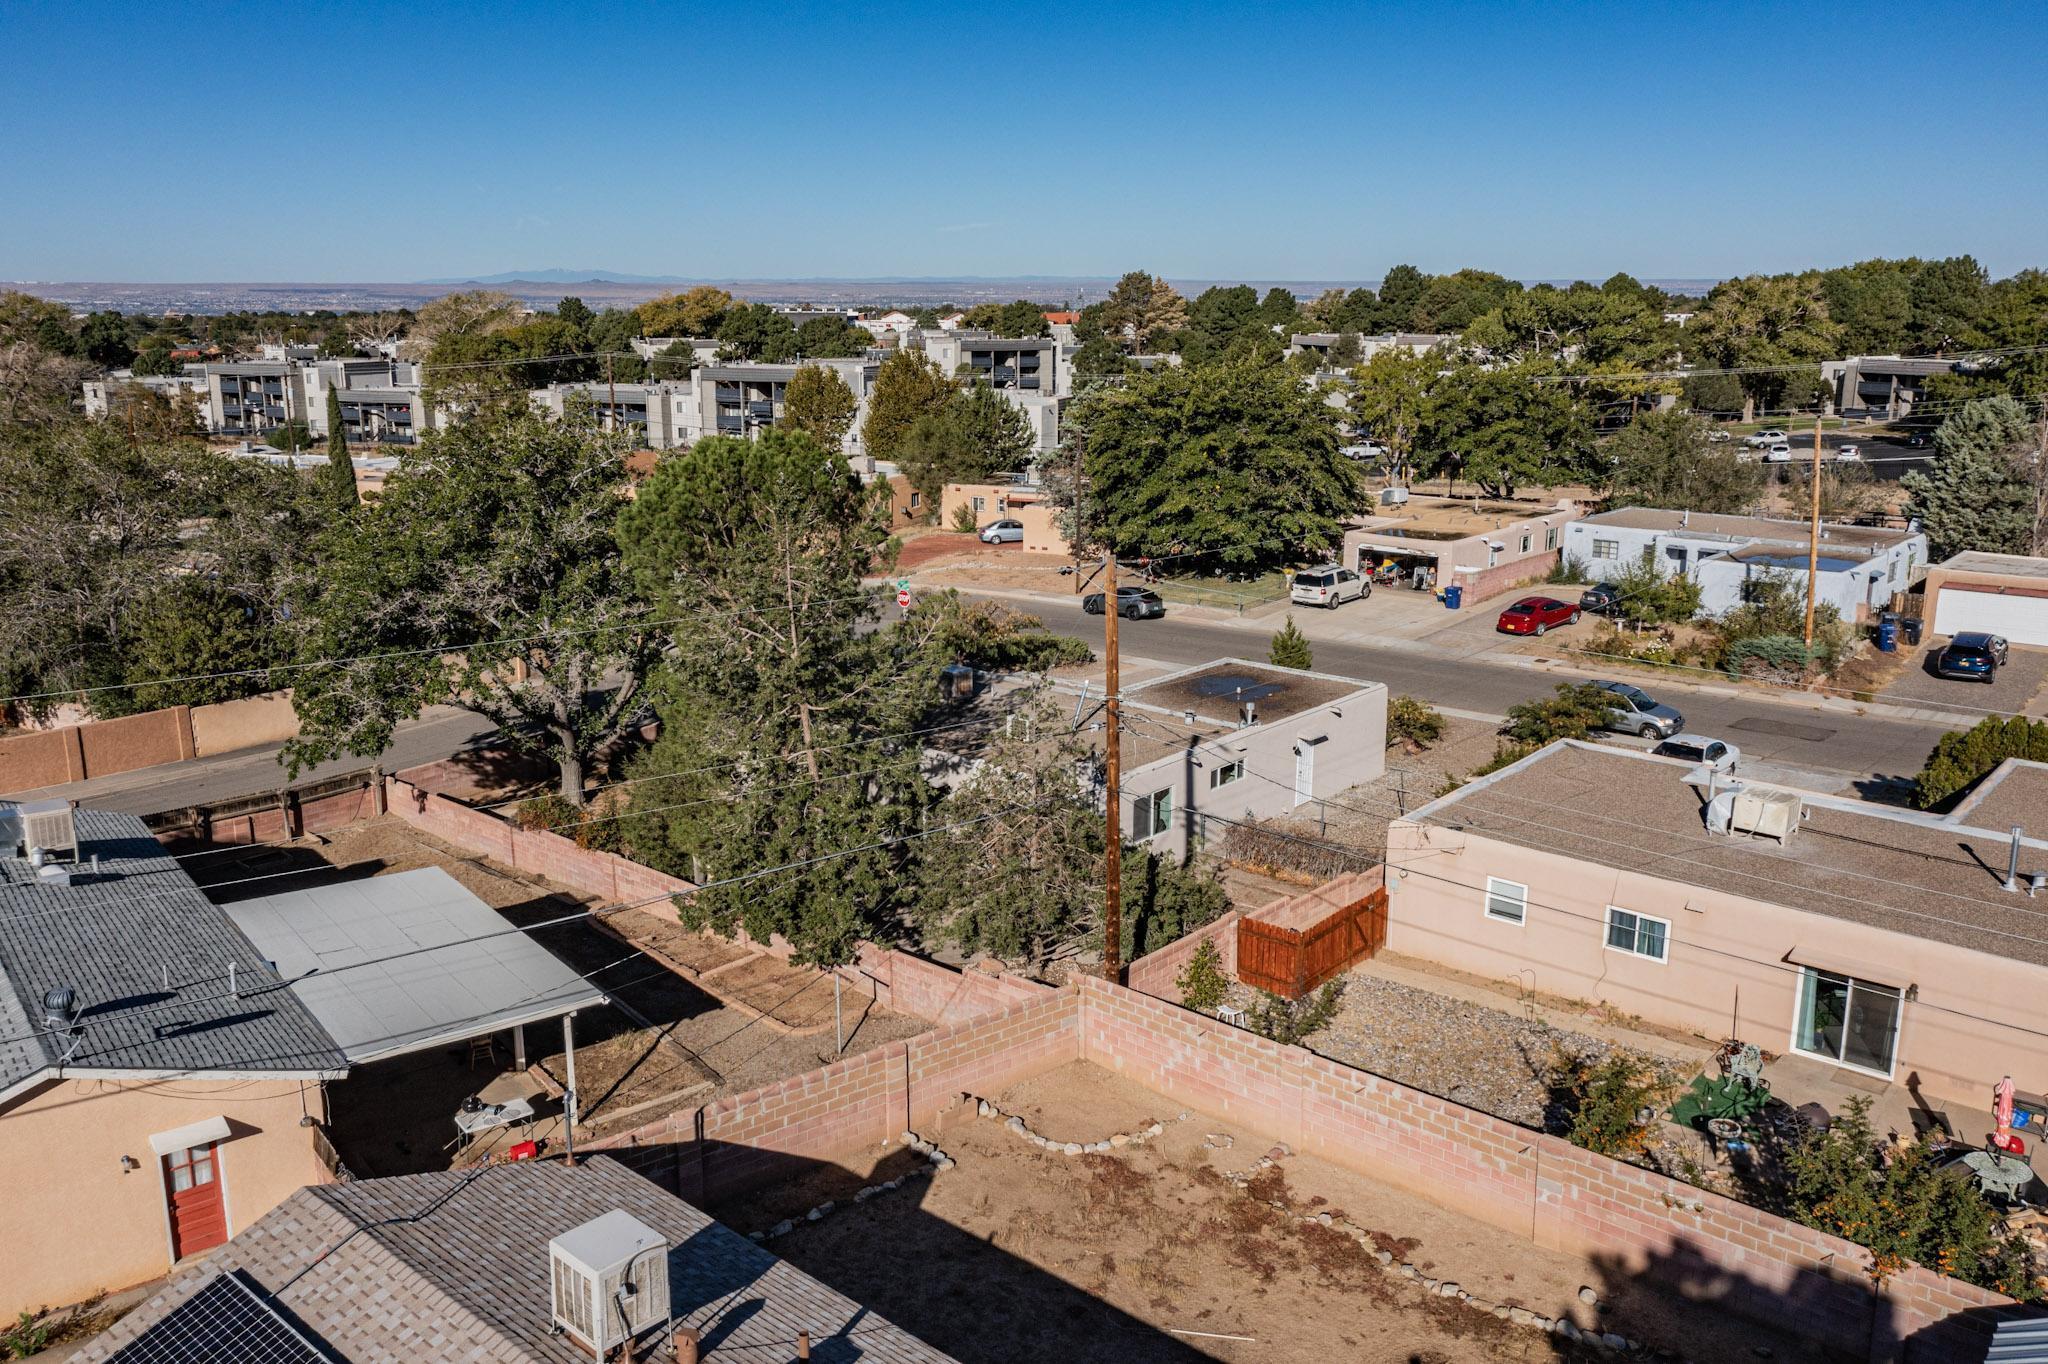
{"left": 5, "top": 5, "right": 2048, "bottom": 1362}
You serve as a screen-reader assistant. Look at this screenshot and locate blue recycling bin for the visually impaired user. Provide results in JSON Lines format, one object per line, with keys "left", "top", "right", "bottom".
{"left": 1443, "top": 584, "right": 1463, "bottom": 610}
{"left": 1876, "top": 620, "right": 1898, "bottom": 653}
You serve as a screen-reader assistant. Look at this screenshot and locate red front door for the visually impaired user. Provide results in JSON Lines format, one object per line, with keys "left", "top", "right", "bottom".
{"left": 163, "top": 1142, "right": 227, "bottom": 1260}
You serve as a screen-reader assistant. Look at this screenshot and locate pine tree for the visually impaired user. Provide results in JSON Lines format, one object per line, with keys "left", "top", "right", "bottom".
{"left": 1900, "top": 397, "right": 2035, "bottom": 559}
{"left": 1269, "top": 614, "right": 1312, "bottom": 670}
{"left": 319, "top": 388, "right": 357, "bottom": 513}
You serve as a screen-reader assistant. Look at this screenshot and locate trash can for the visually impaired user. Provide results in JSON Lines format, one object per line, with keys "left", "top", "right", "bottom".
{"left": 1901, "top": 617, "right": 1924, "bottom": 647}
{"left": 1443, "top": 584, "right": 1463, "bottom": 610}
{"left": 1876, "top": 620, "right": 1898, "bottom": 653}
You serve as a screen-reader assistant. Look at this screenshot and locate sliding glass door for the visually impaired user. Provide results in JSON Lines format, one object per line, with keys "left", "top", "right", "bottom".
{"left": 1794, "top": 967, "right": 1901, "bottom": 1075}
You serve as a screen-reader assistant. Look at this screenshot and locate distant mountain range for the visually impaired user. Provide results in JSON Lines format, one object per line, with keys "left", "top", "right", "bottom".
{"left": 416, "top": 268, "right": 695, "bottom": 285}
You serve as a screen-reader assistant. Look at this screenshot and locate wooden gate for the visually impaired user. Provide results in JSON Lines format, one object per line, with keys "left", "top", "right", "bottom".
{"left": 1236, "top": 873, "right": 1387, "bottom": 999}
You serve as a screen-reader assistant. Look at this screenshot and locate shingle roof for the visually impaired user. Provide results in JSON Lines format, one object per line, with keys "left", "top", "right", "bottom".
{"left": 0, "top": 809, "right": 344, "bottom": 1098}
{"left": 79, "top": 1157, "right": 959, "bottom": 1364}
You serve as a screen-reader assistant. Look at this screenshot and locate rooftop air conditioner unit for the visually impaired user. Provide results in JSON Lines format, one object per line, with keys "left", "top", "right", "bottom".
{"left": 550, "top": 1211, "right": 669, "bottom": 1358}
{"left": 17, "top": 800, "right": 76, "bottom": 863}
{"left": 1728, "top": 789, "right": 1799, "bottom": 843}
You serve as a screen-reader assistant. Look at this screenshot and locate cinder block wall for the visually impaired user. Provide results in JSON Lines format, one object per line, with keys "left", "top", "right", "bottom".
{"left": 1125, "top": 909, "right": 1240, "bottom": 1002}
{"left": 1071, "top": 976, "right": 2019, "bottom": 1361}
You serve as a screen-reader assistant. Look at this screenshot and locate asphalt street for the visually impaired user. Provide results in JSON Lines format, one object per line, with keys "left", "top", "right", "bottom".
{"left": 998, "top": 593, "right": 1957, "bottom": 789}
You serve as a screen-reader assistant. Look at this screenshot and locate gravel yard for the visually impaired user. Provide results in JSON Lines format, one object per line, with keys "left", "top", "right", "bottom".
{"left": 1282, "top": 971, "right": 1685, "bottom": 1129}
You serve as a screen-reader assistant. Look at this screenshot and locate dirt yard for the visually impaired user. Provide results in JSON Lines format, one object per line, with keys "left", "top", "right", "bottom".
{"left": 203, "top": 818, "right": 933, "bottom": 1172}
{"left": 717, "top": 1061, "right": 1822, "bottom": 1364}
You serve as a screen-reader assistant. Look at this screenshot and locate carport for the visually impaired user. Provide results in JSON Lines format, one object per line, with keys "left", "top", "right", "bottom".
{"left": 221, "top": 866, "right": 606, "bottom": 1077}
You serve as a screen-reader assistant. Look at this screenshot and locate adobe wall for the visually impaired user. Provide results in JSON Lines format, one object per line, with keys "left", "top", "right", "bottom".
{"left": 189, "top": 691, "right": 298, "bottom": 756}
{"left": 1, "top": 690, "right": 297, "bottom": 796}
{"left": 583, "top": 988, "right": 1080, "bottom": 1206}
{"left": 1072, "top": 976, "right": 2021, "bottom": 1362}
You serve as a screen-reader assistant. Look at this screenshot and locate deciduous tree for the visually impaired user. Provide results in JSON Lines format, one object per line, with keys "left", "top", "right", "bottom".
{"left": 781, "top": 364, "right": 859, "bottom": 451}
{"left": 861, "top": 348, "right": 954, "bottom": 460}
{"left": 1605, "top": 408, "right": 1761, "bottom": 514}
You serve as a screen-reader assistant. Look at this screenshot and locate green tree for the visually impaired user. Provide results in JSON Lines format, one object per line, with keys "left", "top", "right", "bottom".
{"left": 285, "top": 403, "right": 655, "bottom": 803}
{"left": 617, "top": 429, "right": 932, "bottom": 963}
{"left": 1912, "top": 715, "right": 2048, "bottom": 810}
{"left": 1501, "top": 683, "right": 1617, "bottom": 747}
{"left": 894, "top": 381, "right": 1034, "bottom": 505}
{"left": 1412, "top": 269, "right": 1522, "bottom": 333}
{"left": 1604, "top": 549, "right": 1704, "bottom": 623}
{"left": 781, "top": 364, "right": 860, "bottom": 451}
{"left": 1899, "top": 397, "right": 2036, "bottom": 559}
{"left": 1680, "top": 371, "right": 1746, "bottom": 417}
{"left": 1820, "top": 259, "right": 1915, "bottom": 355}
{"left": 554, "top": 296, "right": 595, "bottom": 333}
{"left": 124, "top": 577, "right": 286, "bottom": 712}
{"left": 1605, "top": 408, "right": 1762, "bottom": 514}
{"left": 861, "top": 348, "right": 955, "bottom": 460}
{"left": 1269, "top": 614, "right": 1312, "bottom": 669}
{"left": 1374, "top": 264, "right": 1427, "bottom": 331}
{"left": 319, "top": 388, "right": 357, "bottom": 513}
{"left": 923, "top": 594, "right": 1091, "bottom": 671}
{"left": 1257, "top": 286, "right": 1302, "bottom": 333}
{"left": 1417, "top": 362, "right": 1596, "bottom": 497}
{"left": 1907, "top": 255, "right": 1990, "bottom": 351}
{"left": 130, "top": 336, "right": 181, "bottom": 376}
{"left": 1687, "top": 272, "right": 1842, "bottom": 413}
{"left": 1175, "top": 938, "right": 1229, "bottom": 1011}
{"left": 714, "top": 303, "right": 799, "bottom": 362}
{"left": 635, "top": 286, "right": 732, "bottom": 338}
{"left": 1082, "top": 357, "right": 1358, "bottom": 572}
{"left": 1348, "top": 347, "right": 1438, "bottom": 486}
{"left": 1100, "top": 271, "right": 1187, "bottom": 352}
{"left": 78, "top": 311, "right": 135, "bottom": 368}
{"left": 793, "top": 315, "right": 870, "bottom": 358}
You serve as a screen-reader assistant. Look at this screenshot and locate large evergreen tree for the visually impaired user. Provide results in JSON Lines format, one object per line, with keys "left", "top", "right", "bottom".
{"left": 319, "top": 387, "right": 357, "bottom": 513}
{"left": 1900, "top": 397, "right": 2036, "bottom": 559}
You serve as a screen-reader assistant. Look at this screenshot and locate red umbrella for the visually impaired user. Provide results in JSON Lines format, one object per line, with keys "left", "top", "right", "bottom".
{"left": 1995, "top": 1075, "right": 2016, "bottom": 1135}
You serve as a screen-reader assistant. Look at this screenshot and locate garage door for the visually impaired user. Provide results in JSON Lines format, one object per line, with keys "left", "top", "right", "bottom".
{"left": 1933, "top": 587, "right": 2048, "bottom": 646}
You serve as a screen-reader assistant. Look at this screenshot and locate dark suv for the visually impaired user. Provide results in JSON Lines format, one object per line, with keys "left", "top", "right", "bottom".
{"left": 1934, "top": 632, "right": 2009, "bottom": 683}
{"left": 1579, "top": 582, "right": 1623, "bottom": 616}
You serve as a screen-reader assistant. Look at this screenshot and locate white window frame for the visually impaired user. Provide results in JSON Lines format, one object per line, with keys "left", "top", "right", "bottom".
{"left": 909, "top": 492, "right": 921, "bottom": 509}
{"left": 1591, "top": 538, "right": 1620, "bottom": 561}
{"left": 971, "top": 495, "right": 986, "bottom": 513}
{"left": 1545, "top": 526, "right": 1558, "bottom": 551}
{"left": 1604, "top": 906, "right": 1670, "bottom": 962}
{"left": 1484, "top": 876, "right": 1527, "bottom": 926}
{"left": 1208, "top": 758, "right": 1244, "bottom": 790}
{"left": 1789, "top": 966, "right": 1902, "bottom": 1080}
{"left": 1133, "top": 786, "right": 1172, "bottom": 839}
{"left": 1520, "top": 533, "right": 1532, "bottom": 554}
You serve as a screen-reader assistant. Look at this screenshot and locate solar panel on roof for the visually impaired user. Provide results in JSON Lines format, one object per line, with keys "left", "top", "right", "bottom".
{"left": 109, "top": 1271, "right": 331, "bottom": 1363}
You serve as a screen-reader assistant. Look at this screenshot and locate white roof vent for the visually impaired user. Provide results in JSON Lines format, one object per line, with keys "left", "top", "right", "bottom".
{"left": 1728, "top": 789, "right": 1799, "bottom": 843}
{"left": 549, "top": 1210, "right": 669, "bottom": 1356}
{"left": 16, "top": 800, "right": 77, "bottom": 863}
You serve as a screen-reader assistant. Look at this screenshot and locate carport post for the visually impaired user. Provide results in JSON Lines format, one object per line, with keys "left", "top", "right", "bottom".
{"left": 562, "top": 1011, "right": 578, "bottom": 1167}
{"left": 513, "top": 1022, "right": 526, "bottom": 1072}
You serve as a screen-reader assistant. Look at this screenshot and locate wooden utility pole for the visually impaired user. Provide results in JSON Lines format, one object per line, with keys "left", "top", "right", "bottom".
{"left": 1102, "top": 552, "right": 1122, "bottom": 983}
{"left": 1803, "top": 417, "right": 1823, "bottom": 649}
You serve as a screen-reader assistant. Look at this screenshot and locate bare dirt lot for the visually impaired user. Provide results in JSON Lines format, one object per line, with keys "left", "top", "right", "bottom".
{"left": 717, "top": 1061, "right": 1821, "bottom": 1364}
{"left": 199, "top": 818, "right": 932, "bottom": 1172}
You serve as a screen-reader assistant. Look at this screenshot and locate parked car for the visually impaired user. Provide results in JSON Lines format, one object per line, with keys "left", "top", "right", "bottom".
{"left": 1083, "top": 586, "right": 1166, "bottom": 619}
{"left": 1495, "top": 596, "right": 1581, "bottom": 636}
{"left": 1292, "top": 564, "right": 1370, "bottom": 608}
{"left": 1579, "top": 582, "right": 1623, "bottom": 616}
{"left": 1833, "top": 444, "right": 1861, "bottom": 462}
{"left": 977, "top": 518, "right": 1024, "bottom": 544}
{"left": 1706, "top": 429, "right": 1732, "bottom": 444}
{"left": 1745, "top": 428, "right": 1788, "bottom": 448}
{"left": 1906, "top": 429, "right": 1930, "bottom": 448}
{"left": 1591, "top": 680, "right": 1684, "bottom": 738}
{"left": 1934, "top": 631, "right": 2009, "bottom": 683}
{"left": 1762, "top": 443, "right": 1793, "bottom": 463}
{"left": 1654, "top": 733, "right": 1740, "bottom": 772}
{"left": 1339, "top": 442, "right": 1389, "bottom": 462}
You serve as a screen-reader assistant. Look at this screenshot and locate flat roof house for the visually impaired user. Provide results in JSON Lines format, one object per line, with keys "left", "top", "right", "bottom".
{"left": 77, "top": 1156, "right": 957, "bottom": 1363}
{"left": 1101, "top": 659, "right": 1387, "bottom": 862}
{"left": 1387, "top": 742, "right": 2048, "bottom": 1108}
{"left": 1288, "top": 332, "right": 1456, "bottom": 364}
{"left": 0, "top": 807, "right": 345, "bottom": 1316}
{"left": 1922, "top": 551, "right": 2048, "bottom": 647}
{"left": 1563, "top": 508, "right": 1926, "bottom": 621}
{"left": 1343, "top": 495, "right": 1579, "bottom": 601}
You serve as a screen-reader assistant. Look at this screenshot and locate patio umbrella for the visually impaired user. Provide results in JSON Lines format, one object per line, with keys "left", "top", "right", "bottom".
{"left": 1995, "top": 1075, "right": 2016, "bottom": 1135}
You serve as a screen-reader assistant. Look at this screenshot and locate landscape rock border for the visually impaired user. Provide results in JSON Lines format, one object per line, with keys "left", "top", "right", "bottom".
{"left": 971, "top": 1095, "right": 1189, "bottom": 1153}
{"left": 745, "top": 1130, "right": 953, "bottom": 1245}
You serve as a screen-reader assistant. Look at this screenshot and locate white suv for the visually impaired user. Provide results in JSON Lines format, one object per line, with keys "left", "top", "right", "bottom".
{"left": 1291, "top": 565, "right": 1370, "bottom": 609}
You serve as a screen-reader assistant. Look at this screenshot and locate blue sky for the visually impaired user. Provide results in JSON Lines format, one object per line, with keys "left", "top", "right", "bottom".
{"left": 4, "top": 1, "right": 2044, "bottom": 282}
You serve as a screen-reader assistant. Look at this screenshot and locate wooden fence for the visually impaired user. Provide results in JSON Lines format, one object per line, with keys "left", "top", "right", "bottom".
{"left": 1236, "top": 873, "right": 1387, "bottom": 998}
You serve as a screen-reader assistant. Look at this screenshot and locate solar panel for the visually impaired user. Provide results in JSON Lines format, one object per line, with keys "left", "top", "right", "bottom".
{"left": 110, "top": 1271, "right": 331, "bottom": 1364}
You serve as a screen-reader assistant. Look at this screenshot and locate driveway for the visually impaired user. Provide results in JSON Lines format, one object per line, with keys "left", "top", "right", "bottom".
{"left": 1880, "top": 639, "right": 2048, "bottom": 714}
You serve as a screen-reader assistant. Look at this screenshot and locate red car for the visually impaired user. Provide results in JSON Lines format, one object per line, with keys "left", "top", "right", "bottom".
{"left": 1495, "top": 596, "right": 1581, "bottom": 635}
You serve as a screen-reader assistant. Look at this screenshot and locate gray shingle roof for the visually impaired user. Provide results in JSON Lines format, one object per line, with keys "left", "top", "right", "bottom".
{"left": 79, "top": 1157, "right": 959, "bottom": 1364}
{"left": 0, "top": 810, "right": 344, "bottom": 1097}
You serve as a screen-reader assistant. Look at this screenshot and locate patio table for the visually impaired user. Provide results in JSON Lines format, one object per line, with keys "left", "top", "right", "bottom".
{"left": 454, "top": 1096, "right": 536, "bottom": 1141}
{"left": 1960, "top": 1149, "right": 2033, "bottom": 1202}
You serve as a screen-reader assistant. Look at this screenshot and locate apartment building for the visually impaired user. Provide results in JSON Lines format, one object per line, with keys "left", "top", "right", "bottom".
{"left": 1287, "top": 332, "right": 1457, "bottom": 364}
{"left": 910, "top": 328, "right": 1062, "bottom": 450}
{"left": 80, "top": 370, "right": 208, "bottom": 422}
{"left": 204, "top": 361, "right": 308, "bottom": 438}
{"left": 534, "top": 379, "right": 694, "bottom": 448}
{"left": 690, "top": 357, "right": 876, "bottom": 452}
{"left": 303, "top": 357, "right": 428, "bottom": 446}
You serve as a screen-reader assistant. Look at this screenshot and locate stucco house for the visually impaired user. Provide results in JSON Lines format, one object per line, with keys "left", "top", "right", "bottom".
{"left": 1921, "top": 551, "right": 2048, "bottom": 647}
{"left": 1104, "top": 659, "right": 1387, "bottom": 862}
{"left": 0, "top": 808, "right": 346, "bottom": 1316}
{"left": 1562, "top": 508, "right": 1926, "bottom": 622}
{"left": 1386, "top": 742, "right": 2048, "bottom": 1108}
{"left": 1343, "top": 495, "right": 1579, "bottom": 601}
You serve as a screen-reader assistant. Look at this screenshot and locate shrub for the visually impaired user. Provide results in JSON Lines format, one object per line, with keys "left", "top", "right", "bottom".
{"left": 1387, "top": 695, "right": 1446, "bottom": 748}
{"left": 1269, "top": 614, "right": 1313, "bottom": 670}
{"left": 1786, "top": 1096, "right": 2032, "bottom": 1294}
{"left": 927, "top": 592, "right": 1094, "bottom": 671}
{"left": 1553, "top": 1051, "right": 1675, "bottom": 1158}
{"left": 1913, "top": 715, "right": 2048, "bottom": 810}
{"left": 1501, "top": 682, "right": 1615, "bottom": 747}
{"left": 513, "top": 792, "right": 625, "bottom": 853}
{"left": 950, "top": 502, "right": 980, "bottom": 533}
{"left": 1546, "top": 553, "right": 1590, "bottom": 585}
{"left": 1120, "top": 850, "right": 1228, "bottom": 963}
{"left": 1607, "top": 550, "right": 1703, "bottom": 624}
{"left": 1722, "top": 634, "right": 1822, "bottom": 681}
{"left": 1175, "top": 938, "right": 1229, "bottom": 1012}
{"left": 1220, "top": 816, "right": 1377, "bottom": 883}
{"left": 1248, "top": 978, "right": 1345, "bottom": 1046}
